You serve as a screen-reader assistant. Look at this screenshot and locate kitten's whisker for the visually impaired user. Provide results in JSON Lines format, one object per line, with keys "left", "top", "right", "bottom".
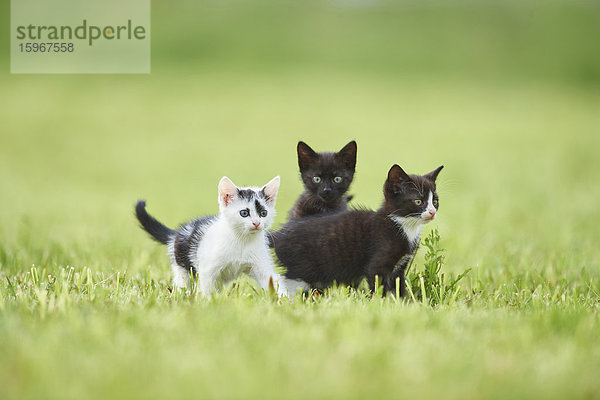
{"left": 389, "top": 209, "right": 421, "bottom": 218}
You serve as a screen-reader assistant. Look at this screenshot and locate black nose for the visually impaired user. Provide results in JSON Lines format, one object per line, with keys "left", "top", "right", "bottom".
{"left": 320, "top": 188, "right": 334, "bottom": 200}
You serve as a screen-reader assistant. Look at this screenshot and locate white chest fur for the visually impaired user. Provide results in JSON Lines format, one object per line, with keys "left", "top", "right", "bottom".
{"left": 389, "top": 215, "right": 423, "bottom": 248}
{"left": 186, "top": 217, "right": 282, "bottom": 295}
{"left": 196, "top": 219, "right": 266, "bottom": 269}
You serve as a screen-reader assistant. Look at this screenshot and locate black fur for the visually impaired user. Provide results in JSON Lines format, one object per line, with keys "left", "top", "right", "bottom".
{"left": 273, "top": 164, "right": 443, "bottom": 296}
{"left": 173, "top": 219, "right": 202, "bottom": 271}
{"left": 288, "top": 140, "right": 357, "bottom": 220}
{"left": 135, "top": 200, "right": 176, "bottom": 244}
{"left": 136, "top": 200, "right": 217, "bottom": 277}
{"left": 254, "top": 199, "right": 266, "bottom": 215}
{"left": 237, "top": 188, "right": 256, "bottom": 201}
{"left": 173, "top": 216, "right": 217, "bottom": 273}
{"left": 238, "top": 188, "right": 269, "bottom": 202}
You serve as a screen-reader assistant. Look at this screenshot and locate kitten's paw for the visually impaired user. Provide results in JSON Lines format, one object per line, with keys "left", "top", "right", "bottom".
{"left": 282, "top": 278, "right": 309, "bottom": 297}
{"left": 269, "top": 275, "right": 290, "bottom": 298}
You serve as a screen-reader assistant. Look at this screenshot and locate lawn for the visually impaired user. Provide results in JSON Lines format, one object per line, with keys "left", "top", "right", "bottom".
{"left": 1, "top": 1, "right": 599, "bottom": 399}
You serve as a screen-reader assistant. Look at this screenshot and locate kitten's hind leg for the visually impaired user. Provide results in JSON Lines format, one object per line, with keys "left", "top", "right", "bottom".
{"left": 172, "top": 264, "right": 194, "bottom": 292}
{"left": 169, "top": 241, "right": 194, "bottom": 292}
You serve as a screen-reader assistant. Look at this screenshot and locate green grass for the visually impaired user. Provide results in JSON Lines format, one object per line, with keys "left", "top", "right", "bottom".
{"left": 1, "top": 263, "right": 598, "bottom": 399}
{"left": 1, "top": 1, "right": 600, "bottom": 399}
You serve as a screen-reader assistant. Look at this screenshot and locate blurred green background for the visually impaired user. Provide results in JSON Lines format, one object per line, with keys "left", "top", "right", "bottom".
{"left": 1, "top": 1, "right": 600, "bottom": 399}
{"left": 1, "top": 0, "right": 598, "bottom": 277}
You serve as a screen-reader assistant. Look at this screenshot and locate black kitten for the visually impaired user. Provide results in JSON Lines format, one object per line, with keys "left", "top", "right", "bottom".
{"left": 273, "top": 164, "right": 444, "bottom": 296}
{"left": 288, "top": 140, "right": 357, "bottom": 220}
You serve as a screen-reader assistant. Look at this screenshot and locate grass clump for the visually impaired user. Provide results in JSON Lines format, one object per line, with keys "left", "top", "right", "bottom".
{"left": 405, "top": 229, "right": 471, "bottom": 306}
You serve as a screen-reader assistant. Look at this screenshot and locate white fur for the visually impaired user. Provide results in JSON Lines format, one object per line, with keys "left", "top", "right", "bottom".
{"left": 171, "top": 176, "right": 287, "bottom": 297}
{"left": 191, "top": 218, "right": 284, "bottom": 297}
{"left": 389, "top": 191, "right": 436, "bottom": 247}
{"left": 283, "top": 278, "right": 311, "bottom": 295}
{"left": 422, "top": 190, "right": 436, "bottom": 220}
{"left": 390, "top": 215, "right": 423, "bottom": 247}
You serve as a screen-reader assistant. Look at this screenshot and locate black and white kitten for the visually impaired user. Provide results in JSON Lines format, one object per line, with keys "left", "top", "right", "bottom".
{"left": 288, "top": 140, "right": 357, "bottom": 220}
{"left": 273, "top": 164, "right": 444, "bottom": 296}
{"left": 136, "top": 176, "right": 287, "bottom": 297}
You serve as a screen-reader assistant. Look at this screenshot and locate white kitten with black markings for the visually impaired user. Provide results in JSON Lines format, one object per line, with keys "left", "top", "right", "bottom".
{"left": 135, "top": 176, "right": 287, "bottom": 297}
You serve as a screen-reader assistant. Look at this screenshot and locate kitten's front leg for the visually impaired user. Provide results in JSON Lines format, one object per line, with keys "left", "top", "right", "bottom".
{"left": 387, "top": 267, "right": 406, "bottom": 297}
{"left": 196, "top": 269, "right": 217, "bottom": 298}
{"left": 273, "top": 274, "right": 288, "bottom": 298}
{"left": 387, "top": 254, "right": 414, "bottom": 297}
{"left": 365, "top": 257, "right": 394, "bottom": 296}
{"left": 249, "top": 262, "right": 288, "bottom": 298}
{"left": 367, "top": 272, "right": 391, "bottom": 295}
{"left": 282, "top": 278, "right": 310, "bottom": 296}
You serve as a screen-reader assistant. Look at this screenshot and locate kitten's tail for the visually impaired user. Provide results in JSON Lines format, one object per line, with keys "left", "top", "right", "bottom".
{"left": 135, "top": 200, "right": 176, "bottom": 245}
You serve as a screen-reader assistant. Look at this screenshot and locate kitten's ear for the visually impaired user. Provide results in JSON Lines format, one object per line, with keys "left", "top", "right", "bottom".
{"left": 262, "top": 176, "right": 280, "bottom": 206}
{"left": 387, "top": 164, "right": 411, "bottom": 183}
{"left": 336, "top": 140, "right": 357, "bottom": 169}
{"left": 218, "top": 176, "right": 238, "bottom": 207}
{"left": 297, "top": 141, "right": 318, "bottom": 170}
{"left": 425, "top": 165, "right": 444, "bottom": 182}
{"left": 385, "top": 165, "right": 411, "bottom": 195}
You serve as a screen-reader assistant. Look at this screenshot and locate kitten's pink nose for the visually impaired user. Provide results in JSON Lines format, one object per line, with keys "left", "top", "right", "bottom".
{"left": 253, "top": 222, "right": 260, "bottom": 228}
{"left": 428, "top": 210, "right": 436, "bottom": 217}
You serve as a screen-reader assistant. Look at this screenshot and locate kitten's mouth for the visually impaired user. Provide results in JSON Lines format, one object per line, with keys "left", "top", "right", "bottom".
{"left": 318, "top": 194, "right": 336, "bottom": 202}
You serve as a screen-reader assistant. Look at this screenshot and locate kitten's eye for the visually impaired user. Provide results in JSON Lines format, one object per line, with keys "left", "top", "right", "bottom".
{"left": 239, "top": 209, "right": 250, "bottom": 218}
{"left": 414, "top": 200, "right": 422, "bottom": 206}
{"left": 313, "top": 176, "right": 321, "bottom": 183}
{"left": 334, "top": 176, "right": 343, "bottom": 183}
{"left": 260, "top": 210, "right": 268, "bottom": 217}
{"left": 433, "top": 200, "right": 438, "bottom": 207}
